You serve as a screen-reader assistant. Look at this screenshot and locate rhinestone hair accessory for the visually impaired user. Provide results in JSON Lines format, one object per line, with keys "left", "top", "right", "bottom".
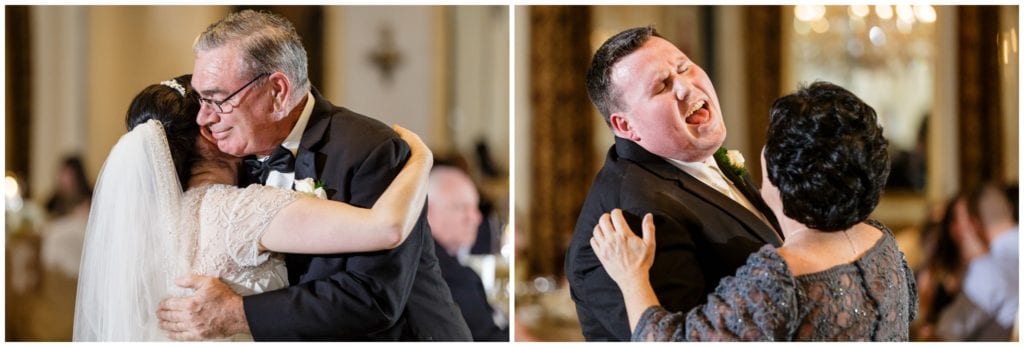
{"left": 159, "top": 79, "right": 186, "bottom": 97}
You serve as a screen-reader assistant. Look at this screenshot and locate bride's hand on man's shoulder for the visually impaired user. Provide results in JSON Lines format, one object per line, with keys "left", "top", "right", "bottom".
{"left": 590, "top": 209, "right": 656, "bottom": 286}
{"left": 392, "top": 124, "right": 433, "bottom": 163}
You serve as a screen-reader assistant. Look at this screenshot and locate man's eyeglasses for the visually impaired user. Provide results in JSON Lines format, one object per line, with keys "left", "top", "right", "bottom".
{"left": 197, "top": 73, "right": 268, "bottom": 114}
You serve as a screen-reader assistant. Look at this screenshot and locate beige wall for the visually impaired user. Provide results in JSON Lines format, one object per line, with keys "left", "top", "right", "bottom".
{"left": 27, "top": 5, "right": 509, "bottom": 206}
{"left": 999, "top": 6, "right": 1019, "bottom": 184}
{"left": 30, "top": 6, "right": 228, "bottom": 203}
{"left": 451, "top": 6, "right": 510, "bottom": 168}
{"left": 324, "top": 6, "right": 508, "bottom": 167}
{"left": 326, "top": 6, "right": 441, "bottom": 146}
{"left": 514, "top": 6, "right": 530, "bottom": 223}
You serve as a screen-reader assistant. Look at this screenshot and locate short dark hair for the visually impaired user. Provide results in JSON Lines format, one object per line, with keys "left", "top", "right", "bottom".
{"left": 764, "top": 81, "right": 890, "bottom": 231}
{"left": 586, "top": 26, "right": 661, "bottom": 126}
{"left": 125, "top": 74, "right": 201, "bottom": 190}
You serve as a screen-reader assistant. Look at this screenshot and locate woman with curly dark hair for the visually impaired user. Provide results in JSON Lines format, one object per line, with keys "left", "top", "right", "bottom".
{"left": 590, "top": 81, "right": 917, "bottom": 341}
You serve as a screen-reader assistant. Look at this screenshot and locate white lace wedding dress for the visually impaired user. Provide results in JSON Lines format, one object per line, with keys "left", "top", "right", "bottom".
{"left": 182, "top": 183, "right": 301, "bottom": 341}
{"left": 74, "top": 120, "right": 301, "bottom": 341}
{"left": 183, "top": 184, "right": 298, "bottom": 297}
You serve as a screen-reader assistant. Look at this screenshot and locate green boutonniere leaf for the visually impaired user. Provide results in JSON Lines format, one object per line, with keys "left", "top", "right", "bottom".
{"left": 714, "top": 147, "right": 748, "bottom": 178}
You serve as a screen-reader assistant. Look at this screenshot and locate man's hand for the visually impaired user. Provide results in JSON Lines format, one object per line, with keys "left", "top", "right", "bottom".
{"left": 157, "top": 274, "right": 250, "bottom": 340}
{"left": 951, "top": 199, "right": 988, "bottom": 263}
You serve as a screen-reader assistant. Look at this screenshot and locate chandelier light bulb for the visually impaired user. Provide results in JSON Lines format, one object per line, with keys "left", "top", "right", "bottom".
{"left": 914, "top": 5, "right": 937, "bottom": 23}
{"left": 5, "top": 175, "right": 19, "bottom": 200}
{"left": 875, "top": 5, "right": 894, "bottom": 20}
{"left": 795, "top": 5, "right": 815, "bottom": 22}
{"left": 849, "top": 5, "right": 870, "bottom": 18}
{"left": 869, "top": 26, "right": 887, "bottom": 46}
{"left": 896, "top": 5, "right": 915, "bottom": 21}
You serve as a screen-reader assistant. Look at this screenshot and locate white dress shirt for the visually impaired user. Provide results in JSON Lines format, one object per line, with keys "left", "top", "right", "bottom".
{"left": 260, "top": 90, "right": 315, "bottom": 189}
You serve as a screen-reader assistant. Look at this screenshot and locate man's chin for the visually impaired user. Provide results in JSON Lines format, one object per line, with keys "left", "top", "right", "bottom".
{"left": 218, "top": 145, "right": 247, "bottom": 158}
{"left": 674, "top": 148, "right": 719, "bottom": 162}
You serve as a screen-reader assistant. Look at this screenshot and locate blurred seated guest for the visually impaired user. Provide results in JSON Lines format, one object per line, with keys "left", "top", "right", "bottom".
{"left": 44, "top": 156, "right": 92, "bottom": 218}
{"left": 1005, "top": 183, "right": 1018, "bottom": 223}
{"left": 427, "top": 165, "right": 509, "bottom": 341}
{"left": 937, "top": 182, "right": 1018, "bottom": 341}
{"left": 433, "top": 155, "right": 501, "bottom": 256}
{"left": 591, "top": 82, "right": 917, "bottom": 341}
{"left": 39, "top": 207, "right": 89, "bottom": 279}
{"left": 886, "top": 115, "right": 927, "bottom": 191}
{"left": 39, "top": 156, "right": 92, "bottom": 279}
{"left": 913, "top": 198, "right": 971, "bottom": 340}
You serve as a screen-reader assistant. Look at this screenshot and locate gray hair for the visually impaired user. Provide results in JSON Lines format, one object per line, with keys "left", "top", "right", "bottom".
{"left": 194, "top": 10, "right": 310, "bottom": 101}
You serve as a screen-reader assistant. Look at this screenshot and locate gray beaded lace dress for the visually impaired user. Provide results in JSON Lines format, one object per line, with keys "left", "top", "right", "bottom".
{"left": 632, "top": 219, "right": 917, "bottom": 341}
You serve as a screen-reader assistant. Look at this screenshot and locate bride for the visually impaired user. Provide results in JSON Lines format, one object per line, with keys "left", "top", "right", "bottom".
{"left": 73, "top": 75, "right": 433, "bottom": 341}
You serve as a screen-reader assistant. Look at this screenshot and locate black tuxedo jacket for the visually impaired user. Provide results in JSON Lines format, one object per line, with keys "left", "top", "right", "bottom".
{"left": 565, "top": 137, "right": 783, "bottom": 341}
{"left": 434, "top": 243, "right": 510, "bottom": 341}
{"left": 241, "top": 88, "right": 471, "bottom": 341}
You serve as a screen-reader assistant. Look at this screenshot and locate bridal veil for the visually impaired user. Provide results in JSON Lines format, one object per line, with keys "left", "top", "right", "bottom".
{"left": 73, "top": 120, "right": 187, "bottom": 341}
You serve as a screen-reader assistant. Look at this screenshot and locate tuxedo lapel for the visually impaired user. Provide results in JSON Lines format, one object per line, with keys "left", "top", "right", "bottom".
{"left": 294, "top": 88, "right": 334, "bottom": 180}
{"left": 715, "top": 156, "right": 784, "bottom": 242}
{"left": 616, "top": 138, "right": 783, "bottom": 246}
{"left": 674, "top": 169, "right": 782, "bottom": 245}
{"left": 294, "top": 148, "right": 316, "bottom": 180}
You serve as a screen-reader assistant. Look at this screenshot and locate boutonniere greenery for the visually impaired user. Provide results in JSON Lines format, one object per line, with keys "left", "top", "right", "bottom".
{"left": 294, "top": 178, "right": 328, "bottom": 199}
{"left": 714, "top": 147, "right": 748, "bottom": 178}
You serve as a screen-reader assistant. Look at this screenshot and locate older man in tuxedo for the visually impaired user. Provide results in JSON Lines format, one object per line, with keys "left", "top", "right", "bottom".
{"left": 427, "top": 165, "right": 509, "bottom": 341}
{"left": 156, "top": 10, "right": 470, "bottom": 341}
{"left": 566, "top": 26, "right": 783, "bottom": 341}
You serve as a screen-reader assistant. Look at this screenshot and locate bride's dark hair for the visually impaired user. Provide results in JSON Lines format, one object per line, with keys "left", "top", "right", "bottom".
{"left": 125, "top": 74, "right": 201, "bottom": 190}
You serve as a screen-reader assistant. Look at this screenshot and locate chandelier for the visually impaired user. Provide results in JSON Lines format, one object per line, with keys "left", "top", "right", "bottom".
{"left": 791, "top": 5, "right": 936, "bottom": 71}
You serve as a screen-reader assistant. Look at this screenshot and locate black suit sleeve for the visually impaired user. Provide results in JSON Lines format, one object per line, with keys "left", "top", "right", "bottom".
{"left": 243, "top": 136, "right": 422, "bottom": 338}
{"left": 576, "top": 208, "right": 705, "bottom": 340}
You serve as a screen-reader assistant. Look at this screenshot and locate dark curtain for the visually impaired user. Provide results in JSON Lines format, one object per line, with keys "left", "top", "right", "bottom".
{"left": 957, "top": 6, "right": 1004, "bottom": 190}
{"left": 527, "top": 6, "right": 594, "bottom": 279}
{"left": 6, "top": 6, "right": 32, "bottom": 191}
{"left": 742, "top": 6, "right": 782, "bottom": 185}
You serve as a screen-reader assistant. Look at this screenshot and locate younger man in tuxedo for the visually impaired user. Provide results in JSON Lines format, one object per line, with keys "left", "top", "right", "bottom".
{"left": 566, "top": 26, "right": 783, "bottom": 341}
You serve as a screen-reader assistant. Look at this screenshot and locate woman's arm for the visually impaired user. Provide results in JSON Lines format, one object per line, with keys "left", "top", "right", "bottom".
{"left": 591, "top": 209, "right": 661, "bottom": 332}
{"left": 259, "top": 125, "right": 433, "bottom": 254}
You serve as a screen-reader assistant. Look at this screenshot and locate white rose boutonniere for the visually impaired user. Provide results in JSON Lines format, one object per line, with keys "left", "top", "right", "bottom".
{"left": 294, "top": 178, "right": 328, "bottom": 199}
{"left": 726, "top": 150, "right": 745, "bottom": 169}
{"left": 714, "top": 147, "right": 748, "bottom": 177}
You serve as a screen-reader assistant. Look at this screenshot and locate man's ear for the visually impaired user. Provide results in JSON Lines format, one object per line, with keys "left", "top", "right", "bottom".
{"left": 609, "top": 112, "right": 639, "bottom": 141}
{"left": 266, "top": 71, "right": 292, "bottom": 114}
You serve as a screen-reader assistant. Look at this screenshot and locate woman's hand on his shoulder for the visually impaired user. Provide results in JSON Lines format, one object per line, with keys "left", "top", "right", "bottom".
{"left": 590, "top": 209, "right": 656, "bottom": 288}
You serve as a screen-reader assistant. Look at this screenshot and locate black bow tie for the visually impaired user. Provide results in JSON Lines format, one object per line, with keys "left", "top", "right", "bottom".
{"left": 244, "top": 146, "right": 295, "bottom": 184}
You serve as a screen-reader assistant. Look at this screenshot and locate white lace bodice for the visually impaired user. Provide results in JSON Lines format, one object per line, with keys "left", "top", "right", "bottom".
{"left": 180, "top": 184, "right": 303, "bottom": 296}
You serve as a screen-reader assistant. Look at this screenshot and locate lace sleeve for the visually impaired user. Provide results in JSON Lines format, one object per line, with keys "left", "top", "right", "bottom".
{"left": 207, "top": 184, "right": 303, "bottom": 267}
{"left": 901, "top": 248, "right": 919, "bottom": 323}
{"left": 632, "top": 247, "right": 798, "bottom": 341}
{"left": 633, "top": 306, "right": 687, "bottom": 341}
{"left": 683, "top": 247, "right": 799, "bottom": 341}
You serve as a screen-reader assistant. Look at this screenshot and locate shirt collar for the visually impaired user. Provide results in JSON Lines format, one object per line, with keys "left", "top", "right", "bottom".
{"left": 280, "top": 90, "right": 315, "bottom": 157}
{"left": 664, "top": 156, "right": 721, "bottom": 176}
